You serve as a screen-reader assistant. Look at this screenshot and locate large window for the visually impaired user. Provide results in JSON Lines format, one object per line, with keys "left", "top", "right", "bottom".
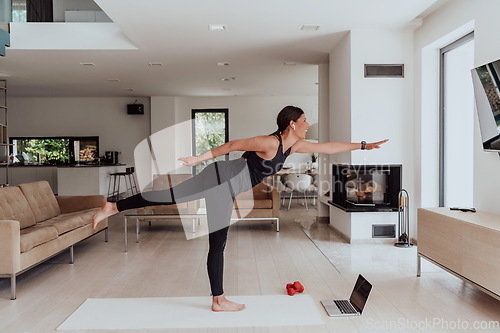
{"left": 192, "top": 109, "right": 228, "bottom": 174}
{"left": 439, "top": 32, "right": 475, "bottom": 207}
{"left": 12, "top": 0, "right": 27, "bottom": 22}
{"left": 10, "top": 136, "right": 99, "bottom": 165}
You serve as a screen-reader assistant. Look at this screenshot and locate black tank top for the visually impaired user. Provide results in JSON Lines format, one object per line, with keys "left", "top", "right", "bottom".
{"left": 245, "top": 134, "right": 291, "bottom": 187}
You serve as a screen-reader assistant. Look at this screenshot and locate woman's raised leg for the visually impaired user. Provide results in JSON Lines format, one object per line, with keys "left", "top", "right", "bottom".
{"left": 92, "top": 162, "right": 221, "bottom": 228}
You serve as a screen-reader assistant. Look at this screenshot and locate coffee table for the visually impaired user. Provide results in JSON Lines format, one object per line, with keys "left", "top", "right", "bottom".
{"left": 123, "top": 209, "right": 280, "bottom": 252}
{"left": 123, "top": 208, "right": 206, "bottom": 252}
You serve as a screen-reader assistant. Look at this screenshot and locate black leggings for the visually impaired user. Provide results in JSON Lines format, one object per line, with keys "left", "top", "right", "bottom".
{"left": 116, "top": 160, "right": 250, "bottom": 296}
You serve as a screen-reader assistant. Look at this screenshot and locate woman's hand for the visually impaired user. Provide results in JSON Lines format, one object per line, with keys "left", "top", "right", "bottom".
{"left": 365, "top": 139, "right": 389, "bottom": 150}
{"left": 178, "top": 156, "right": 200, "bottom": 166}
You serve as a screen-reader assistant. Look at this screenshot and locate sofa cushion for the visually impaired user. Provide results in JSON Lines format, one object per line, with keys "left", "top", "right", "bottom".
{"left": 236, "top": 183, "right": 270, "bottom": 201}
{"left": 20, "top": 226, "right": 58, "bottom": 253}
{"left": 151, "top": 174, "right": 194, "bottom": 210}
{"left": 18, "top": 181, "right": 61, "bottom": 223}
{"left": 153, "top": 174, "right": 192, "bottom": 190}
{"left": 0, "top": 186, "right": 37, "bottom": 229}
{"left": 38, "top": 208, "right": 98, "bottom": 235}
{"left": 38, "top": 214, "right": 84, "bottom": 235}
{"left": 252, "top": 183, "right": 271, "bottom": 200}
{"left": 73, "top": 207, "right": 99, "bottom": 225}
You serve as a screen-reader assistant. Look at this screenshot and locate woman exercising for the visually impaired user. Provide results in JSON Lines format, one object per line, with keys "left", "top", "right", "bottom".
{"left": 92, "top": 105, "right": 388, "bottom": 312}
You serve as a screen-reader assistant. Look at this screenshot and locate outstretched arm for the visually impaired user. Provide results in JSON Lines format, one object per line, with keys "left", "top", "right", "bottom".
{"left": 179, "top": 136, "right": 278, "bottom": 166}
{"left": 291, "top": 139, "right": 389, "bottom": 154}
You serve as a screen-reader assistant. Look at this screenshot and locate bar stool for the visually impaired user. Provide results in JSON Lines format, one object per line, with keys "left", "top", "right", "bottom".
{"left": 126, "top": 167, "right": 138, "bottom": 195}
{"left": 107, "top": 167, "right": 138, "bottom": 202}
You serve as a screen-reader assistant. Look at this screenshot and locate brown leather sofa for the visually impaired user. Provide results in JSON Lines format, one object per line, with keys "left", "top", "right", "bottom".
{"left": 137, "top": 173, "right": 200, "bottom": 215}
{"left": 0, "top": 181, "right": 108, "bottom": 300}
{"left": 137, "top": 174, "right": 280, "bottom": 231}
{"left": 232, "top": 181, "right": 280, "bottom": 231}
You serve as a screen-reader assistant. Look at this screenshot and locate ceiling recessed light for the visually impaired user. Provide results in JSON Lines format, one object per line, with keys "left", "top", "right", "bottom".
{"left": 80, "top": 62, "right": 96, "bottom": 67}
{"left": 148, "top": 62, "right": 164, "bottom": 67}
{"left": 107, "top": 78, "right": 120, "bottom": 82}
{"left": 209, "top": 24, "right": 226, "bottom": 31}
{"left": 301, "top": 25, "right": 320, "bottom": 31}
{"left": 124, "top": 88, "right": 134, "bottom": 92}
{"left": 284, "top": 61, "right": 297, "bottom": 66}
{"left": 217, "top": 62, "right": 230, "bottom": 66}
{"left": 220, "top": 77, "right": 236, "bottom": 82}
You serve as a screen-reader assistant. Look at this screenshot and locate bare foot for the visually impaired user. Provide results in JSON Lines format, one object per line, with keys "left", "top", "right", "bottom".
{"left": 92, "top": 202, "right": 118, "bottom": 229}
{"left": 212, "top": 294, "right": 245, "bottom": 312}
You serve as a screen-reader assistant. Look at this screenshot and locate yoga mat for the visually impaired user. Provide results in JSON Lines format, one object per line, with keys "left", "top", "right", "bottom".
{"left": 58, "top": 294, "right": 325, "bottom": 330}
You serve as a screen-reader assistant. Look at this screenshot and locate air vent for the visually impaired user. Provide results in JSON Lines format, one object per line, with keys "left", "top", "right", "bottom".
{"left": 364, "top": 64, "right": 404, "bottom": 78}
{"left": 372, "top": 224, "right": 396, "bottom": 238}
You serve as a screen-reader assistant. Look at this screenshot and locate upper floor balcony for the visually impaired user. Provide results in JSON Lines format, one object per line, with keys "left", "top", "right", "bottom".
{"left": 0, "top": 0, "right": 112, "bottom": 26}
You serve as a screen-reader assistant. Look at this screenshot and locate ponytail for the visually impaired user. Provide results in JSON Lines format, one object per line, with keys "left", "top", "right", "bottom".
{"left": 242, "top": 105, "right": 304, "bottom": 159}
{"left": 269, "top": 129, "right": 281, "bottom": 137}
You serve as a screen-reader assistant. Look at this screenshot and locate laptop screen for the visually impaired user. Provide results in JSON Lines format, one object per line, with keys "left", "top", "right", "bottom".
{"left": 349, "top": 274, "right": 372, "bottom": 313}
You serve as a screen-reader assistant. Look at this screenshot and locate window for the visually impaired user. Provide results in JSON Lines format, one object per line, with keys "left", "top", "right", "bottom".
{"left": 10, "top": 136, "right": 99, "bottom": 165}
{"left": 439, "top": 32, "right": 475, "bottom": 207}
{"left": 191, "top": 109, "right": 229, "bottom": 174}
{"left": 12, "top": 0, "right": 27, "bottom": 22}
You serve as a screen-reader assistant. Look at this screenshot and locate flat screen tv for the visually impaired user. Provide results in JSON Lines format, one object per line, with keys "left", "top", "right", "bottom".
{"left": 471, "top": 58, "right": 500, "bottom": 151}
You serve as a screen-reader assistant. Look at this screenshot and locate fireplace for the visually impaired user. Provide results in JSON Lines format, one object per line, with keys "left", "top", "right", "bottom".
{"left": 330, "top": 164, "right": 402, "bottom": 212}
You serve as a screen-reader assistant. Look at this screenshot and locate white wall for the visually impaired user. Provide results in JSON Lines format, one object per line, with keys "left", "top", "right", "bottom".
{"left": 6, "top": 96, "right": 316, "bottom": 188}
{"left": 328, "top": 32, "right": 352, "bottom": 238}
{"left": 350, "top": 29, "right": 414, "bottom": 168}
{"left": 53, "top": 0, "right": 103, "bottom": 22}
{"left": 0, "top": 0, "right": 11, "bottom": 22}
{"left": 150, "top": 96, "right": 318, "bottom": 169}
{"left": 351, "top": 28, "right": 414, "bottom": 241}
{"left": 329, "top": 32, "right": 352, "bottom": 164}
{"left": 317, "top": 64, "right": 330, "bottom": 217}
{"left": 414, "top": 0, "right": 500, "bottom": 215}
{"left": 8, "top": 97, "right": 151, "bottom": 167}
{"left": 327, "top": 28, "right": 414, "bottom": 242}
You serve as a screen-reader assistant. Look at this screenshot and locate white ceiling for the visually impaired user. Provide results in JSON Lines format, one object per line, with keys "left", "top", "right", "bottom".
{"left": 0, "top": 0, "right": 447, "bottom": 97}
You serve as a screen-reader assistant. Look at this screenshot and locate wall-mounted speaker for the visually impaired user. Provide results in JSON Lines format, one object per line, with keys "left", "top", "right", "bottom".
{"left": 127, "top": 104, "right": 144, "bottom": 114}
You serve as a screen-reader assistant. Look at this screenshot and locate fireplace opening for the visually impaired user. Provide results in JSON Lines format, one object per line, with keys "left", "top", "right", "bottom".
{"left": 330, "top": 164, "right": 402, "bottom": 212}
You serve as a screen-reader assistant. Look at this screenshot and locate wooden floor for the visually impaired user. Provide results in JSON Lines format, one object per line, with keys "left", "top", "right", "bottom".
{"left": 0, "top": 202, "right": 499, "bottom": 333}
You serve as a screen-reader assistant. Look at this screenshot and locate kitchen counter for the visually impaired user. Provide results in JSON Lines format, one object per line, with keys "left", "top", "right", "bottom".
{"left": 57, "top": 165, "right": 128, "bottom": 196}
{"left": 8, "top": 164, "right": 130, "bottom": 196}
{"left": 9, "top": 163, "right": 125, "bottom": 167}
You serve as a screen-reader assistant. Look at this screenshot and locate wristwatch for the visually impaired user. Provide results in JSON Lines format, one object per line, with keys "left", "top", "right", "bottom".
{"left": 361, "top": 141, "right": 367, "bottom": 150}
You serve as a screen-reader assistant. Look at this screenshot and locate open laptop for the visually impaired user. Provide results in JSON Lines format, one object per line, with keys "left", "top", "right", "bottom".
{"left": 320, "top": 274, "right": 372, "bottom": 317}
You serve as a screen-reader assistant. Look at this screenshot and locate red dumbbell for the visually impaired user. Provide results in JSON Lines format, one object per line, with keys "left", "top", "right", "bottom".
{"left": 285, "top": 281, "right": 305, "bottom": 296}
{"left": 293, "top": 281, "right": 304, "bottom": 293}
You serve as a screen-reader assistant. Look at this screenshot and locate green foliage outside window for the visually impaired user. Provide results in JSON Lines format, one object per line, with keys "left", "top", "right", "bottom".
{"left": 194, "top": 112, "right": 227, "bottom": 174}
{"left": 17, "top": 139, "right": 70, "bottom": 163}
